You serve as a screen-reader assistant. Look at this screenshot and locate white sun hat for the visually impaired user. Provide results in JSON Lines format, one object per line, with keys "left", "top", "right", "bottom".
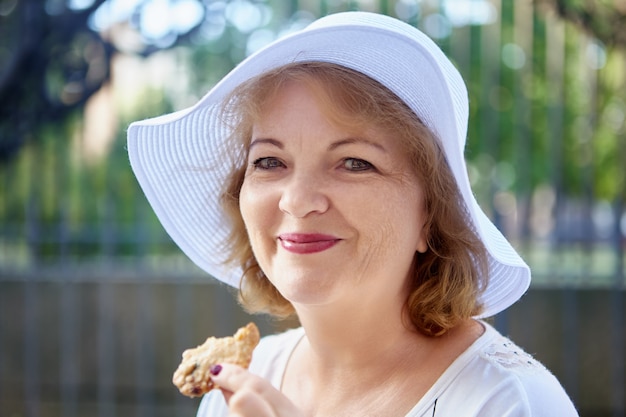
{"left": 127, "top": 11, "right": 530, "bottom": 318}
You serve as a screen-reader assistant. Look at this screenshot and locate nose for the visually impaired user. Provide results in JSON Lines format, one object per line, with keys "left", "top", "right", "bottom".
{"left": 278, "top": 173, "right": 330, "bottom": 218}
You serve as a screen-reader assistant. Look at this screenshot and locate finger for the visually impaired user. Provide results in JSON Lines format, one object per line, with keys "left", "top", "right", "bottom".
{"left": 229, "top": 389, "right": 276, "bottom": 416}
{"left": 210, "top": 364, "right": 275, "bottom": 416}
{"left": 210, "top": 363, "right": 271, "bottom": 395}
{"left": 219, "top": 387, "right": 233, "bottom": 404}
{"left": 210, "top": 363, "right": 303, "bottom": 417}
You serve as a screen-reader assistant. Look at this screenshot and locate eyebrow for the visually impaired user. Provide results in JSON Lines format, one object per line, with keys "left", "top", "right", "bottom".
{"left": 248, "top": 136, "right": 387, "bottom": 153}
{"left": 249, "top": 138, "right": 284, "bottom": 149}
{"left": 327, "top": 137, "right": 387, "bottom": 153}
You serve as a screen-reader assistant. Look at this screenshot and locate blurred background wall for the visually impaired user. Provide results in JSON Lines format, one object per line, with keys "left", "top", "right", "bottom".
{"left": 0, "top": 0, "right": 624, "bottom": 416}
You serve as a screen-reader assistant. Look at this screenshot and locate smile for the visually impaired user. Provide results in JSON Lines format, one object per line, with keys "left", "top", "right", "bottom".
{"left": 278, "top": 233, "right": 341, "bottom": 254}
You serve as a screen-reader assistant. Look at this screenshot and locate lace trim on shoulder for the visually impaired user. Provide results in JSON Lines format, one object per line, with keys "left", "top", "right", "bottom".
{"left": 480, "top": 336, "right": 546, "bottom": 374}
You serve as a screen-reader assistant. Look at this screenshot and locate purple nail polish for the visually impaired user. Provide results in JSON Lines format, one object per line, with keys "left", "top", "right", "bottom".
{"left": 210, "top": 364, "right": 222, "bottom": 376}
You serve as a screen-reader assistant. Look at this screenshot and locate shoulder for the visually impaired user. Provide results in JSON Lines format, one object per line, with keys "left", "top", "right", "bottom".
{"left": 434, "top": 323, "right": 579, "bottom": 417}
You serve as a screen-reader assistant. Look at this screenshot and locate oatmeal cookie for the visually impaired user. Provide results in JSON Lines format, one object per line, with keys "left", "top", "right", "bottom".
{"left": 172, "top": 322, "right": 260, "bottom": 397}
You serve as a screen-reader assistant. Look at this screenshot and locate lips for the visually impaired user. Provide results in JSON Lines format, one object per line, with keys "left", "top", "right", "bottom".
{"left": 278, "top": 233, "right": 341, "bottom": 254}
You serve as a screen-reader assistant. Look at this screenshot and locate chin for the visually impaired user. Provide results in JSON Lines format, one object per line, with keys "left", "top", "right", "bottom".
{"left": 275, "top": 281, "right": 338, "bottom": 307}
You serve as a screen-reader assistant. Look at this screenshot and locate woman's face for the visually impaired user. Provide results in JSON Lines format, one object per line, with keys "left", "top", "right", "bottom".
{"left": 239, "top": 81, "right": 428, "bottom": 311}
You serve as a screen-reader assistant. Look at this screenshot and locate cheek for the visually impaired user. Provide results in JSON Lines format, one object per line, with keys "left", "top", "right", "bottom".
{"left": 239, "top": 183, "right": 266, "bottom": 245}
{"left": 239, "top": 182, "right": 277, "bottom": 247}
{"left": 365, "top": 213, "right": 413, "bottom": 256}
{"left": 238, "top": 183, "right": 265, "bottom": 265}
{"left": 238, "top": 182, "right": 254, "bottom": 226}
{"left": 375, "top": 189, "right": 426, "bottom": 251}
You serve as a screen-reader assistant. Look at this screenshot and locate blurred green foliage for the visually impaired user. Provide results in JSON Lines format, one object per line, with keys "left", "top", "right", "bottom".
{"left": 0, "top": 0, "right": 624, "bottom": 266}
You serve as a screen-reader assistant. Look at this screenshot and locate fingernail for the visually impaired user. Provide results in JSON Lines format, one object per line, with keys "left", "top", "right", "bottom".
{"left": 210, "top": 364, "right": 222, "bottom": 376}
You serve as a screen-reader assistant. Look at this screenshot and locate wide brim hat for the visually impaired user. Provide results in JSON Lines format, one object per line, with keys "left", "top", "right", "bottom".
{"left": 127, "top": 11, "right": 530, "bottom": 318}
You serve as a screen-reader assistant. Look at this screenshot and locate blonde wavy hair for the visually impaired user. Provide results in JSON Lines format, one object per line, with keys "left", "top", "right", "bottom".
{"left": 218, "top": 62, "right": 488, "bottom": 336}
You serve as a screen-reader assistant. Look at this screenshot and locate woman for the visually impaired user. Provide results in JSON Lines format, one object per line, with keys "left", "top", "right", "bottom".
{"left": 127, "top": 12, "right": 578, "bottom": 416}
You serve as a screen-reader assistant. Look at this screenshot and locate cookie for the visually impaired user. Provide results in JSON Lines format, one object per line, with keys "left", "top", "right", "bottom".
{"left": 172, "top": 322, "right": 261, "bottom": 397}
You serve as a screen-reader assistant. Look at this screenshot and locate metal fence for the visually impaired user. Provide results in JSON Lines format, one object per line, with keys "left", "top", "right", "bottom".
{"left": 1, "top": 1, "right": 625, "bottom": 416}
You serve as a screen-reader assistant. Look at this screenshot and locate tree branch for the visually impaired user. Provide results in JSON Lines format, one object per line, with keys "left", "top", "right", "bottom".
{"left": 538, "top": 0, "right": 626, "bottom": 48}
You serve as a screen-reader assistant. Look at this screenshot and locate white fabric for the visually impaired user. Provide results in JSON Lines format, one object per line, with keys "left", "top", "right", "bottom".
{"left": 196, "top": 323, "right": 578, "bottom": 417}
{"left": 127, "top": 12, "right": 531, "bottom": 318}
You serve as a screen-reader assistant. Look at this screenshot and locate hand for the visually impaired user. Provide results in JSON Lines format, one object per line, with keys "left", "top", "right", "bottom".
{"left": 210, "top": 363, "right": 305, "bottom": 417}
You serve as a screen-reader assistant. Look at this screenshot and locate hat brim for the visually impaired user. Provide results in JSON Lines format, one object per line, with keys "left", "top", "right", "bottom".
{"left": 127, "top": 12, "right": 530, "bottom": 318}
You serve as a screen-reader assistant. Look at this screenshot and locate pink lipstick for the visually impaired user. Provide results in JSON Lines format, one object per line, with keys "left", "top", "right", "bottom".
{"left": 278, "top": 233, "right": 340, "bottom": 254}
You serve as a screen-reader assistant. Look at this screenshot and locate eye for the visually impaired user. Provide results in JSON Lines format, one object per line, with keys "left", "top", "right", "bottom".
{"left": 252, "top": 157, "right": 285, "bottom": 170}
{"left": 343, "top": 158, "right": 374, "bottom": 172}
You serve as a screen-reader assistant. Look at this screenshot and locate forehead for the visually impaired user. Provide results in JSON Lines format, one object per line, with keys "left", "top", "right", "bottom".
{"left": 250, "top": 75, "right": 383, "bottom": 138}
{"left": 250, "top": 84, "right": 421, "bottom": 176}
{"left": 229, "top": 63, "right": 429, "bottom": 160}
{"left": 257, "top": 82, "right": 399, "bottom": 146}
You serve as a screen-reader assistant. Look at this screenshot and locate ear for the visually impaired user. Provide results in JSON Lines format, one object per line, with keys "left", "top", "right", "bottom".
{"left": 416, "top": 223, "right": 428, "bottom": 254}
{"left": 416, "top": 238, "right": 428, "bottom": 254}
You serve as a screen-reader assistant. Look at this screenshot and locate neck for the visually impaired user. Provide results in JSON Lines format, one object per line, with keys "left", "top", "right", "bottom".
{"left": 283, "top": 285, "right": 485, "bottom": 417}
{"left": 292, "top": 293, "right": 427, "bottom": 369}
{"left": 283, "top": 302, "right": 482, "bottom": 416}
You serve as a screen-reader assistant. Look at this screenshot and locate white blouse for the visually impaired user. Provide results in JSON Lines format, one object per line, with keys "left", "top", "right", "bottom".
{"left": 196, "top": 322, "right": 578, "bottom": 416}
